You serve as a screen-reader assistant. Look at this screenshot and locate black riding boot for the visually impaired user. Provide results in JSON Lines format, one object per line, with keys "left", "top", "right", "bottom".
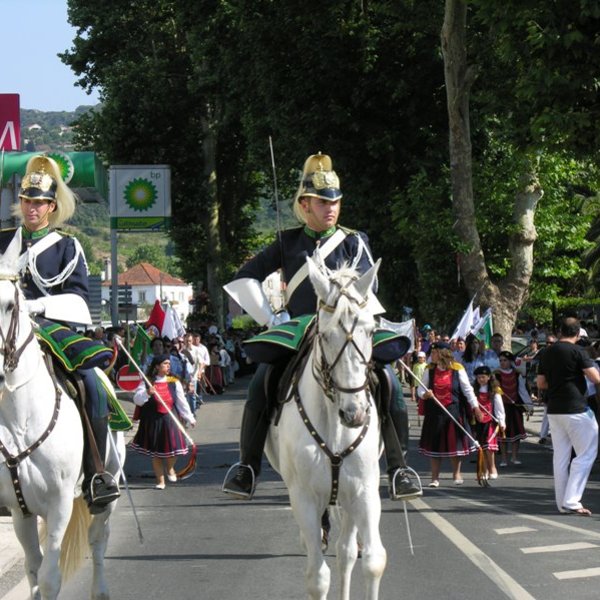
{"left": 222, "top": 405, "right": 269, "bottom": 499}
{"left": 82, "top": 415, "right": 120, "bottom": 514}
{"left": 381, "top": 414, "right": 422, "bottom": 500}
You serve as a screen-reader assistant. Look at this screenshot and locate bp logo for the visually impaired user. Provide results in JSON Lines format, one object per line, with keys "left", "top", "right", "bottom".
{"left": 47, "top": 151, "right": 74, "bottom": 183}
{"left": 123, "top": 178, "right": 158, "bottom": 212}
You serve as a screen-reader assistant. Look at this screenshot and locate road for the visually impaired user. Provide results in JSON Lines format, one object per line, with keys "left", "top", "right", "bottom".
{"left": 3, "top": 375, "right": 600, "bottom": 599}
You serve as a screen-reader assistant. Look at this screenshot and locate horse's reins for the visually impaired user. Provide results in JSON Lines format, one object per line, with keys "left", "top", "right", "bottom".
{"left": 0, "top": 283, "right": 61, "bottom": 515}
{"left": 295, "top": 283, "right": 374, "bottom": 505}
{"left": 0, "top": 285, "right": 35, "bottom": 372}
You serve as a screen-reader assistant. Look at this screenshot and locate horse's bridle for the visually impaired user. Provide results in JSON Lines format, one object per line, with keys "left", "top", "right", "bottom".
{"left": 0, "top": 280, "right": 59, "bottom": 516}
{"left": 313, "top": 284, "right": 373, "bottom": 401}
{"left": 0, "top": 283, "right": 35, "bottom": 372}
{"left": 294, "top": 280, "right": 375, "bottom": 505}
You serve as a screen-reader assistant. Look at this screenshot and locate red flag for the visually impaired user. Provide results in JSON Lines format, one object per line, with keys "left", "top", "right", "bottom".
{"left": 145, "top": 300, "right": 165, "bottom": 336}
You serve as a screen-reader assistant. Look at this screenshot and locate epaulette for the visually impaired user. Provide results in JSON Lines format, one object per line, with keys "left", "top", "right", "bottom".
{"left": 0, "top": 227, "right": 17, "bottom": 234}
{"left": 338, "top": 225, "right": 358, "bottom": 235}
{"left": 54, "top": 228, "right": 72, "bottom": 237}
{"left": 451, "top": 361, "right": 465, "bottom": 371}
{"left": 166, "top": 375, "right": 179, "bottom": 384}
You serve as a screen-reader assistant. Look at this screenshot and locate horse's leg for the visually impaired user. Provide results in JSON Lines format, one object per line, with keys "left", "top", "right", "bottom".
{"left": 354, "top": 494, "right": 386, "bottom": 600}
{"left": 89, "top": 430, "right": 124, "bottom": 600}
{"left": 37, "top": 498, "right": 74, "bottom": 600}
{"left": 88, "top": 503, "right": 115, "bottom": 600}
{"left": 11, "top": 511, "right": 43, "bottom": 600}
{"left": 290, "top": 491, "right": 330, "bottom": 600}
{"left": 336, "top": 509, "right": 358, "bottom": 600}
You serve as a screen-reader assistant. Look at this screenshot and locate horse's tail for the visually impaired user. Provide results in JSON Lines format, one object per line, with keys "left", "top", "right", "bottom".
{"left": 59, "top": 496, "right": 92, "bottom": 580}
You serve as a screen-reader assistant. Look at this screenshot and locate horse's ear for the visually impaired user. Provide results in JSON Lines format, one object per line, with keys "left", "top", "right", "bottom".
{"left": 353, "top": 258, "right": 381, "bottom": 300}
{"left": 307, "top": 255, "right": 330, "bottom": 301}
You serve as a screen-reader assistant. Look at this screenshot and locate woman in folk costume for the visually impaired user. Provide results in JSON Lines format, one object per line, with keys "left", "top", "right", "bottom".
{"left": 222, "top": 152, "right": 420, "bottom": 501}
{"left": 0, "top": 154, "right": 119, "bottom": 512}
{"left": 495, "top": 351, "right": 534, "bottom": 466}
{"left": 130, "top": 354, "right": 196, "bottom": 489}
{"left": 418, "top": 342, "right": 482, "bottom": 487}
{"left": 472, "top": 366, "right": 506, "bottom": 480}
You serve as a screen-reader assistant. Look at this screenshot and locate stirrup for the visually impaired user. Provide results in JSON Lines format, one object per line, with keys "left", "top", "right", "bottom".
{"left": 222, "top": 462, "right": 256, "bottom": 499}
{"left": 390, "top": 466, "right": 423, "bottom": 501}
{"left": 89, "top": 471, "right": 121, "bottom": 504}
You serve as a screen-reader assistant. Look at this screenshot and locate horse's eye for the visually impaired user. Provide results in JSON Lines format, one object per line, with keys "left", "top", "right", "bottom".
{"left": 6, "top": 302, "right": 14, "bottom": 312}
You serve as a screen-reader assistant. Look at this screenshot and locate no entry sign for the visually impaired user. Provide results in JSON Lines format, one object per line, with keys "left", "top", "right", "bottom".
{"left": 116, "top": 365, "right": 142, "bottom": 392}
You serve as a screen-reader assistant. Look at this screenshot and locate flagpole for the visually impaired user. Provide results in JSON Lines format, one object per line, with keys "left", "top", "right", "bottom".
{"left": 115, "top": 338, "right": 195, "bottom": 446}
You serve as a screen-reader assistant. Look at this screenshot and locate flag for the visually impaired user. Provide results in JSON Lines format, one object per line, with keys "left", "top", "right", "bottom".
{"left": 129, "top": 325, "right": 152, "bottom": 370}
{"left": 162, "top": 305, "right": 186, "bottom": 340}
{"left": 379, "top": 317, "right": 416, "bottom": 352}
{"left": 451, "top": 300, "right": 475, "bottom": 340}
{"left": 145, "top": 300, "right": 165, "bottom": 335}
{"left": 473, "top": 308, "right": 493, "bottom": 347}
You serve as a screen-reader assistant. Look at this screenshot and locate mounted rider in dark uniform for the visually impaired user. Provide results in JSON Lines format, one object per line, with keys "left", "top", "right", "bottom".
{"left": 222, "top": 152, "right": 421, "bottom": 501}
{"left": 0, "top": 154, "right": 120, "bottom": 513}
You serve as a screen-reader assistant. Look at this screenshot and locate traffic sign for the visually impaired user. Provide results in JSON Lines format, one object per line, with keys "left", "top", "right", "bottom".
{"left": 116, "top": 365, "right": 143, "bottom": 392}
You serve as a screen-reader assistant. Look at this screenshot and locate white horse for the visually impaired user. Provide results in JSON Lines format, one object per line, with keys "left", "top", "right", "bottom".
{"left": 0, "top": 269, "right": 124, "bottom": 599}
{"left": 265, "top": 255, "right": 386, "bottom": 600}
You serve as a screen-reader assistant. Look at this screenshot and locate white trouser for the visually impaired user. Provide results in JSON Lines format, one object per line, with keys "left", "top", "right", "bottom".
{"left": 548, "top": 409, "right": 598, "bottom": 511}
{"left": 540, "top": 406, "right": 550, "bottom": 438}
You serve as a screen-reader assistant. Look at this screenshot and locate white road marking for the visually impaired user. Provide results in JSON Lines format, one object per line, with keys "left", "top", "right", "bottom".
{"left": 411, "top": 498, "right": 536, "bottom": 600}
{"left": 521, "top": 542, "right": 598, "bottom": 554}
{"left": 554, "top": 567, "right": 600, "bottom": 580}
{"left": 496, "top": 526, "right": 537, "bottom": 535}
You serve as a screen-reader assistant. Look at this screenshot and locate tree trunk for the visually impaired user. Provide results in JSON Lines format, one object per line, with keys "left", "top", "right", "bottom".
{"left": 441, "top": 0, "right": 543, "bottom": 350}
{"left": 201, "top": 113, "right": 225, "bottom": 330}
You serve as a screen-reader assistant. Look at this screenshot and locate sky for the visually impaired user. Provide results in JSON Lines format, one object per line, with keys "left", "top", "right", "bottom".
{"left": 0, "top": 0, "right": 100, "bottom": 112}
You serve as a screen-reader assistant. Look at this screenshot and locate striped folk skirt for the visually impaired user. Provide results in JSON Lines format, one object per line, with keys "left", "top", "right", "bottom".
{"left": 502, "top": 404, "right": 527, "bottom": 443}
{"left": 129, "top": 410, "right": 189, "bottom": 458}
{"left": 419, "top": 399, "right": 478, "bottom": 458}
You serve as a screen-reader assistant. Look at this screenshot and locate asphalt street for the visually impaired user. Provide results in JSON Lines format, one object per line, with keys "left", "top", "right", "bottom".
{"left": 3, "top": 375, "right": 600, "bottom": 599}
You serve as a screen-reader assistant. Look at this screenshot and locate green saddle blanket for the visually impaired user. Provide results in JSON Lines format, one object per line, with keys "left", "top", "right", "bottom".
{"left": 35, "top": 318, "right": 114, "bottom": 372}
{"left": 243, "top": 314, "right": 410, "bottom": 364}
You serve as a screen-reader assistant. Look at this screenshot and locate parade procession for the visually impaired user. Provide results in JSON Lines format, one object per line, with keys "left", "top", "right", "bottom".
{"left": 3, "top": 1, "right": 600, "bottom": 599}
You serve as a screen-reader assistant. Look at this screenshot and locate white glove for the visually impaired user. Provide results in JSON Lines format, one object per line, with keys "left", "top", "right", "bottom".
{"left": 26, "top": 299, "right": 45, "bottom": 316}
{"left": 269, "top": 311, "right": 291, "bottom": 327}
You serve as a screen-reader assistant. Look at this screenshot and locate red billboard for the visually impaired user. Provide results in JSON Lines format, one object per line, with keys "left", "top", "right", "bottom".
{"left": 0, "top": 94, "right": 20, "bottom": 150}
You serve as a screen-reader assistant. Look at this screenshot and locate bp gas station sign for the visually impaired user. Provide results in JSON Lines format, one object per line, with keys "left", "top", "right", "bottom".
{"left": 109, "top": 165, "right": 171, "bottom": 231}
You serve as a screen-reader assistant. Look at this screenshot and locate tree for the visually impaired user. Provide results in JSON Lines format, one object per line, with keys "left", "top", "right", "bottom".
{"left": 62, "top": 0, "right": 258, "bottom": 328}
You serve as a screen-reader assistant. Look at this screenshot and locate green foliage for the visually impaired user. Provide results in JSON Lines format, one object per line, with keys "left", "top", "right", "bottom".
{"left": 59, "top": 0, "right": 600, "bottom": 330}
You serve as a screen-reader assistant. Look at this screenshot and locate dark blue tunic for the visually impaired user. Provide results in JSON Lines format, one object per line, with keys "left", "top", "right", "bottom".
{"left": 0, "top": 227, "right": 88, "bottom": 301}
{"left": 235, "top": 225, "right": 375, "bottom": 318}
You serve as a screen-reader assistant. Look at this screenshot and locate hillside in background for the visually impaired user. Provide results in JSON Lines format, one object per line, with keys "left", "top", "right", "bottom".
{"left": 16, "top": 105, "right": 292, "bottom": 278}
{"left": 19, "top": 105, "right": 97, "bottom": 152}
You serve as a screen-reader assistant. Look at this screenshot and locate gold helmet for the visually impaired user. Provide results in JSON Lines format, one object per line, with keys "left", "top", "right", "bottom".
{"left": 18, "top": 156, "right": 58, "bottom": 201}
{"left": 15, "top": 155, "right": 76, "bottom": 226}
{"left": 294, "top": 152, "right": 342, "bottom": 203}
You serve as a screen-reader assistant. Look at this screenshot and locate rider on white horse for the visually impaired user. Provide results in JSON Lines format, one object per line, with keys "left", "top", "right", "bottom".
{"left": 223, "top": 152, "right": 421, "bottom": 501}
{"left": 0, "top": 154, "right": 120, "bottom": 513}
